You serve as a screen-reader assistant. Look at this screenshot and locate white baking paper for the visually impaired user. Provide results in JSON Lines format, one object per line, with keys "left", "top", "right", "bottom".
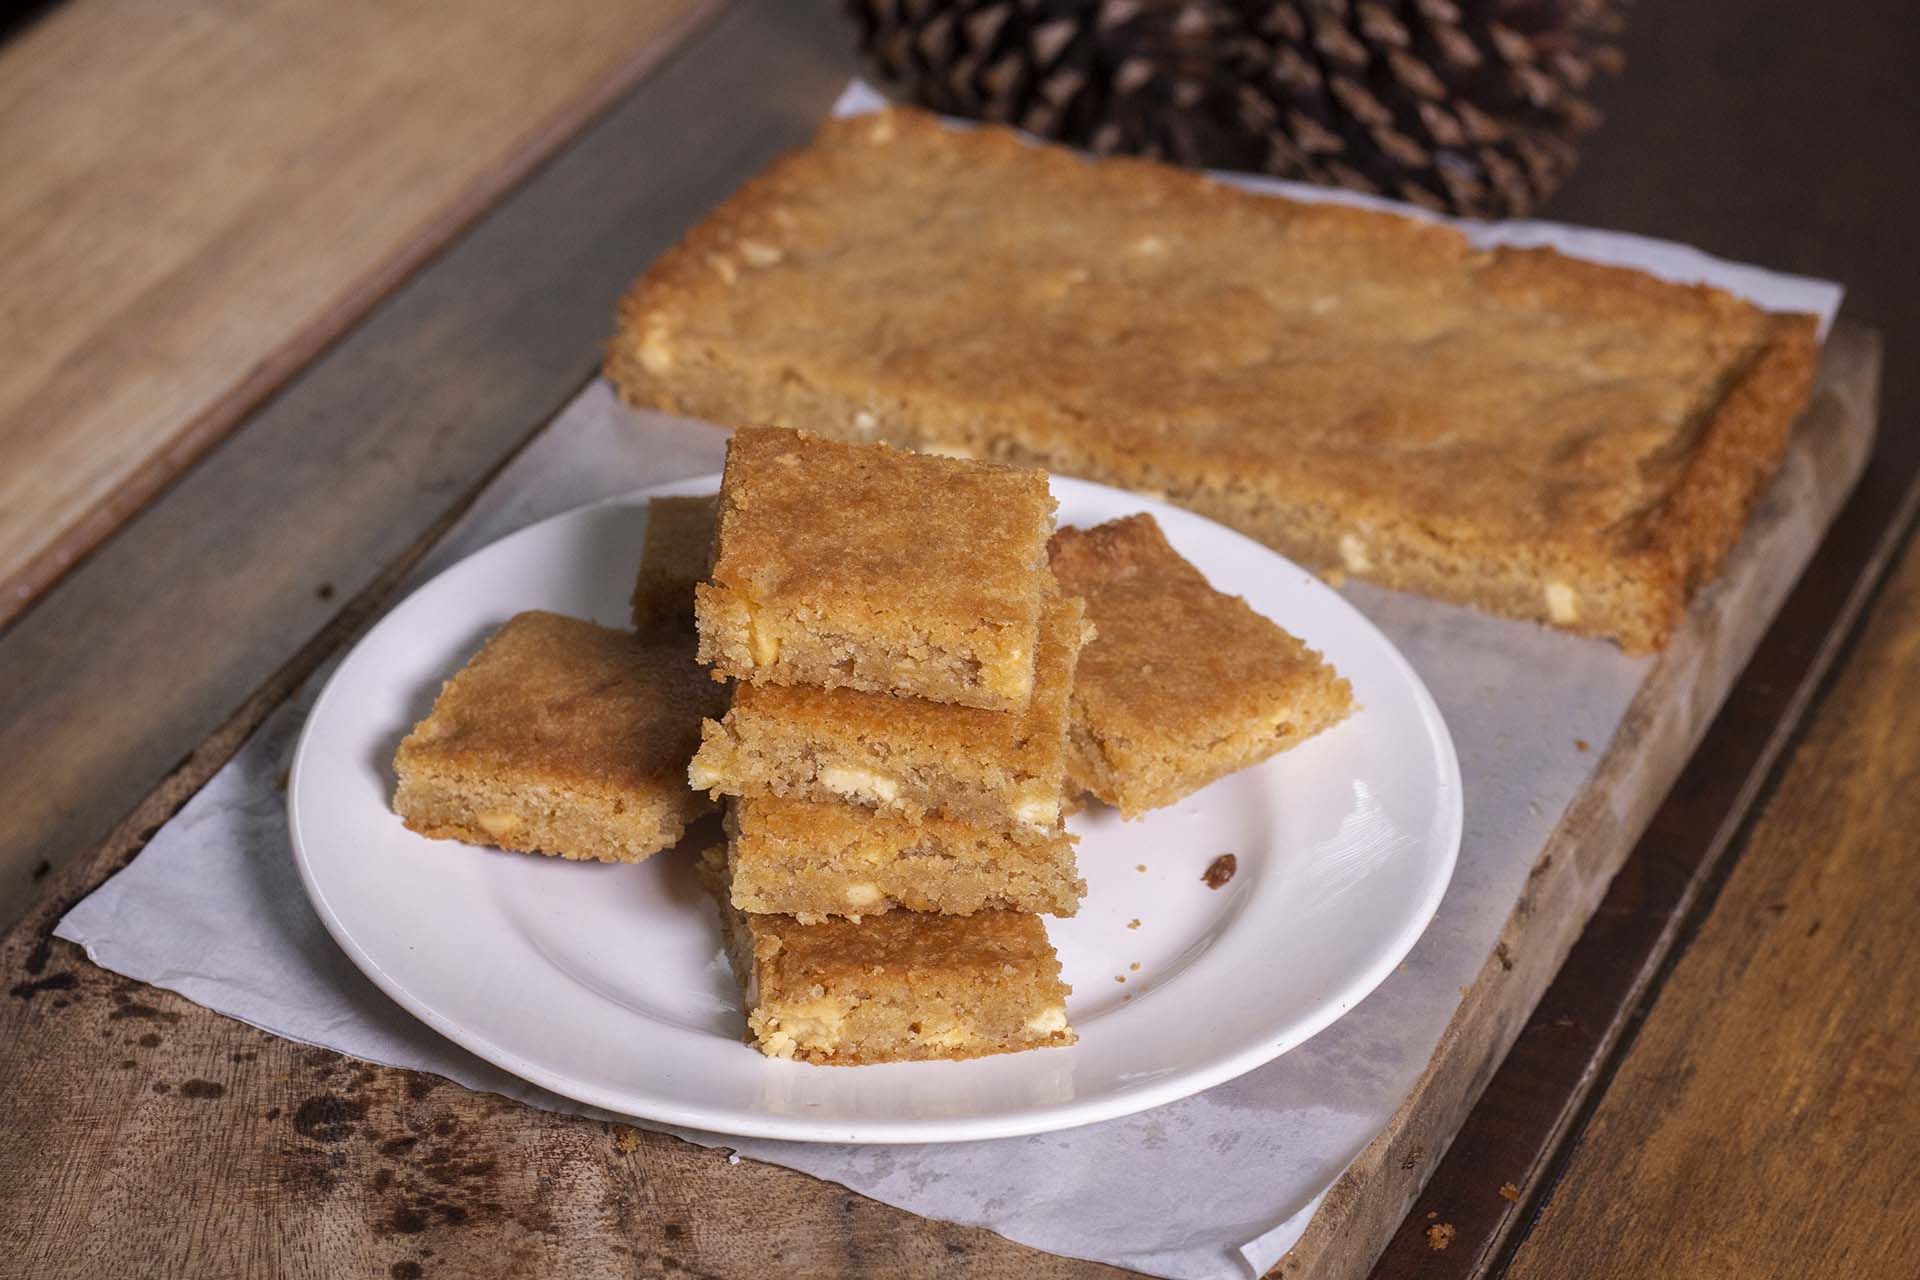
{"left": 58, "top": 83, "right": 1844, "bottom": 1280}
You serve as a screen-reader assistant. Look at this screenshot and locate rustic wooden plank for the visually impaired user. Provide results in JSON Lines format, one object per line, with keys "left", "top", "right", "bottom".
{"left": 1272, "top": 325, "right": 1880, "bottom": 1279}
{"left": 1498, "top": 524, "right": 1920, "bottom": 1279}
{"left": 0, "top": 0, "right": 723, "bottom": 627}
{"left": 1364, "top": 0, "right": 1920, "bottom": 1266}
{"left": 0, "top": 953, "right": 1107, "bottom": 1278}
{"left": 0, "top": 0, "right": 858, "bottom": 930}
{"left": 1370, "top": 331, "right": 1917, "bottom": 1279}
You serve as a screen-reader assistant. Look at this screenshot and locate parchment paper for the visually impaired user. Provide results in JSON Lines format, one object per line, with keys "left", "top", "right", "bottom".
{"left": 56, "top": 84, "right": 1843, "bottom": 1280}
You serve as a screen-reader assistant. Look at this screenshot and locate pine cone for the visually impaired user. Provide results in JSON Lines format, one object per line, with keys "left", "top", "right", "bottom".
{"left": 845, "top": 0, "right": 1628, "bottom": 218}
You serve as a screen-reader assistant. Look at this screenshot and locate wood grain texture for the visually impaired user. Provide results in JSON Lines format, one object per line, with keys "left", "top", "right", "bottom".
{"left": 0, "top": 0, "right": 721, "bottom": 626}
{"left": 0, "top": 0, "right": 858, "bottom": 931}
{"left": 1273, "top": 327, "right": 1879, "bottom": 1279}
{"left": 1372, "top": 330, "right": 1913, "bottom": 1279}
{"left": 0, "top": 950, "right": 1108, "bottom": 1279}
{"left": 1502, "top": 532, "right": 1920, "bottom": 1280}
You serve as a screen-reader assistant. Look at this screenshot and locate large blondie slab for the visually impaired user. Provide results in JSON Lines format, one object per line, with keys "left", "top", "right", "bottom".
{"left": 609, "top": 106, "right": 1818, "bottom": 652}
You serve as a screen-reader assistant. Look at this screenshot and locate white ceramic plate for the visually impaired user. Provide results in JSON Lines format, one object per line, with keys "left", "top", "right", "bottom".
{"left": 291, "top": 475, "right": 1460, "bottom": 1143}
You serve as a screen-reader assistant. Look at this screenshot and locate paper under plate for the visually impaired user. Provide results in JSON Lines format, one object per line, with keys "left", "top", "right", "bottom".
{"left": 288, "top": 474, "right": 1461, "bottom": 1142}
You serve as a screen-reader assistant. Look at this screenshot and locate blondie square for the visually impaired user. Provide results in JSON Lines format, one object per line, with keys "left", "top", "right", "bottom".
{"left": 688, "top": 593, "right": 1087, "bottom": 839}
{"left": 608, "top": 107, "right": 1819, "bottom": 652}
{"left": 701, "top": 847, "right": 1074, "bottom": 1064}
{"left": 726, "top": 795, "right": 1082, "bottom": 922}
{"left": 392, "top": 611, "right": 726, "bottom": 863}
{"left": 1049, "top": 515, "right": 1354, "bottom": 817}
{"left": 630, "top": 493, "right": 717, "bottom": 638}
{"left": 694, "top": 427, "right": 1055, "bottom": 710}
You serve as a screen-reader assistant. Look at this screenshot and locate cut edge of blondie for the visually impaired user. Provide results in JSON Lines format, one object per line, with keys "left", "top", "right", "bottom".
{"left": 699, "top": 846, "right": 1075, "bottom": 1065}
{"left": 724, "top": 796, "right": 1083, "bottom": 920}
{"left": 696, "top": 578, "right": 1040, "bottom": 710}
{"left": 394, "top": 767, "right": 699, "bottom": 864}
{"left": 687, "top": 594, "right": 1088, "bottom": 841}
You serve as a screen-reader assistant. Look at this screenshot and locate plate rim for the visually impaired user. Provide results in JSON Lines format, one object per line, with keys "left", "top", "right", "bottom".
{"left": 289, "top": 473, "right": 1462, "bottom": 1143}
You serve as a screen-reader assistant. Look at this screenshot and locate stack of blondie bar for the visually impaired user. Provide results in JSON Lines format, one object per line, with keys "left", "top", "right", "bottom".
{"left": 390, "top": 428, "right": 1358, "bottom": 1069}
{"left": 679, "top": 427, "right": 1085, "bottom": 1064}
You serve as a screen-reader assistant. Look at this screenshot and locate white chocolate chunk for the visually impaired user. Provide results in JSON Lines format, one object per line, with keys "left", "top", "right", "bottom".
{"left": 756, "top": 1027, "right": 797, "bottom": 1059}
{"left": 918, "top": 1022, "right": 978, "bottom": 1050}
{"left": 737, "top": 239, "right": 783, "bottom": 267}
{"left": 981, "top": 654, "right": 1033, "bottom": 702}
{"left": 844, "top": 882, "right": 882, "bottom": 909}
{"left": 1545, "top": 581, "right": 1579, "bottom": 624}
{"left": 819, "top": 766, "right": 899, "bottom": 805}
{"left": 1015, "top": 796, "right": 1061, "bottom": 830}
{"left": 768, "top": 996, "right": 848, "bottom": 1050}
{"left": 638, "top": 327, "right": 674, "bottom": 375}
{"left": 1024, "top": 1006, "right": 1069, "bottom": 1035}
{"left": 687, "top": 754, "right": 722, "bottom": 791}
{"left": 1339, "top": 533, "right": 1372, "bottom": 573}
{"left": 745, "top": 613, "right": 781, "bottom": 666}
{"left": 476, "top": 810, "right": 521, "bottom": 840}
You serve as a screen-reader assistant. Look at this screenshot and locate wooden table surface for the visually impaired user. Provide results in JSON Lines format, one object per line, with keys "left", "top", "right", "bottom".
{"left": 3, "top": 1, "right": 1915, "bottom": 1277}
{"left": 0, "top": 0, "right": 718, "bottom": 627}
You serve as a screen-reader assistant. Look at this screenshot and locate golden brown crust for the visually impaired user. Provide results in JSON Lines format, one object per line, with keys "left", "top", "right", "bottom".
{"left": 607, "top": 106, "right": 1821, "bottom": 652}
{"left": 695, "top": 427, "right": 1054, "bottom": 709}
{"left": 1604, "top": 312, "right": 1822, "bottom": 649}
{"left": 396, "top": 612, "right": 721, "bottom": 788}
{"left": 1049, "top": 515, "right": 1353, "bottom": 816}
{"left": 392, "top": 612, "right": 726, "bottom": 862}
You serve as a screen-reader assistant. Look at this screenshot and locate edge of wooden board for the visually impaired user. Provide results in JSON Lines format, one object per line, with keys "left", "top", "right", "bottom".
{"left": 1274, "top": 323, "right": 1884, "bottom": 1279}
{"left": 0, "top": 0, "right": 727, "bottom": 632}
{"left": 1472, "top": 332, "right": 1914, "bottom": 1279}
